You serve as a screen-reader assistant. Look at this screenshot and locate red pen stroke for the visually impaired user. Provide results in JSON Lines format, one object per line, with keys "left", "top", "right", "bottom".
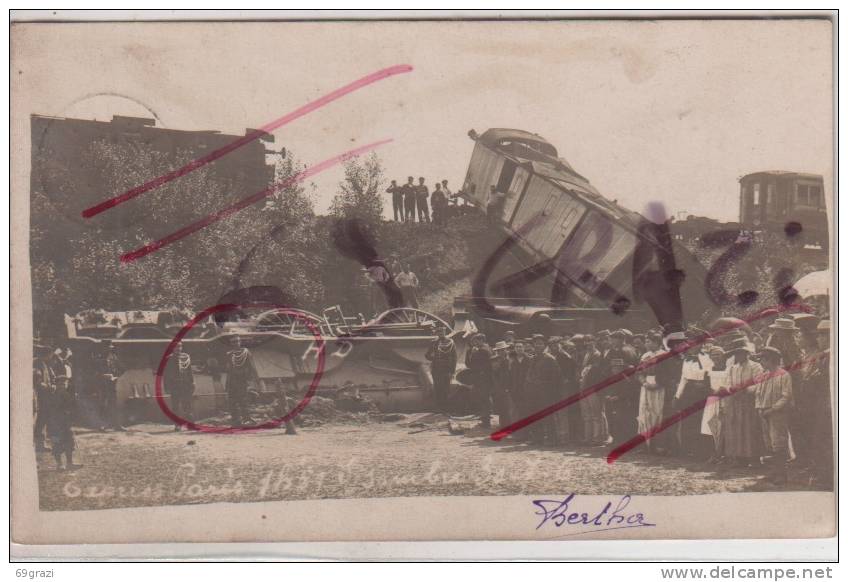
{"left": 82, "top": 64, "right": 413, "bottom": 219}
{"left": 154, "top": 302, "right": 326, "bottom": 434}
{"left": 120, "top": 139, "right": 392, "bottom": 263}
{"left": 605, "top": 350, "right": 829, "bottom": 463}
{"left": 490, "top": 302, "right": 811, "bottom": 445}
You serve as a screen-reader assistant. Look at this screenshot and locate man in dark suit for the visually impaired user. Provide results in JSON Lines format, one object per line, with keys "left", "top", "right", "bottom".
{"left": 163, "top": 341, "right": 196, "bottom": 431}
{"left": 415, "top": 177, "right": 430, "bottom": 223}
{"left": 386, "top": 179, "right": 404, "bottom": 222}
{"left": 465, "top": 333, "right": 494, "bottom": 428}
{"left": 225, "top": 335, "right": 257, "bottom": 426}
{"left": 604, "top": 330, "right": 640, "bottom": 446}
{"left": 402, "top": 176, "right": 417, "bottom": 223}
{"left": 96, "top": 342, "right": 125, "bottom": 431}
{"left": 32, "top": 340, "right": 54, "bottom": 452}
{"left": 524, "top": 334, "right": 561, "bottom": 445}
{"left": 425, "top": 326, "right": 457, "bottom": 413}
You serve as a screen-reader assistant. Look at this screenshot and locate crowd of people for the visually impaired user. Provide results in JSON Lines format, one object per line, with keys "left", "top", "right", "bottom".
{"left": 32, "top": 344, "right": 75, "bottom": 469}
{"left": 34, "top": 307, "right": 833, "bottom": 487}
{"left": 32, "top": 333, "right": 289, "bottom": 471}
{"left": 426, "top": 311, "right": 833, "bottom": 487}
{"left": 33, "top": 338, "right": 141, "bottom": 470}
{"left": 386, "top": 177, "right": 466, "bottom": 225}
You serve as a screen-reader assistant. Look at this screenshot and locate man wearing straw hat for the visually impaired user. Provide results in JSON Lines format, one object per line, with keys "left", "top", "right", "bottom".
{"left": 765, "top": 317, "right": 804, "bottom": 460}
{"left": 765, "top": 318, "right": 803, "bottom": 368}
{"left": 755, "top": 346, "right": 793, "bottom": 485}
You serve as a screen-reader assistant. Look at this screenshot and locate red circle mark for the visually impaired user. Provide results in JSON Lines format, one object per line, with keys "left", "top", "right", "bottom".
{"left": 154, "top": 302, "right": 325, "bottom": 434}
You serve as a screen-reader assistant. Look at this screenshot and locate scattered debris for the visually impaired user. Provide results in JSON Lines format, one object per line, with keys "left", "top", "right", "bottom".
{"left": 335, "top": 387, "right": 380, "bottom": 413}
{"left": 447, "top": 415, "right": 481, "bottom": 435}
{"left": 380, "top": 413, "right": 407, "bottom": 422}
{"left": 192, "top": 393, "right": 380, "bottom": 429}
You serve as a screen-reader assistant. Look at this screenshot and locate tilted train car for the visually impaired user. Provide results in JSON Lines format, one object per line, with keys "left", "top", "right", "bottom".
{"left": 458, "top": 128, "right": 717, "bottom": 332}
{"left": 738, "top": 171, "right": 828, "bottom": 248}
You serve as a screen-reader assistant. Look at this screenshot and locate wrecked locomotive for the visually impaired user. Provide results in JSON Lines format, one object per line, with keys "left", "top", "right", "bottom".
{"left": 66, "top": 306, "right": 477, "bottom": 423}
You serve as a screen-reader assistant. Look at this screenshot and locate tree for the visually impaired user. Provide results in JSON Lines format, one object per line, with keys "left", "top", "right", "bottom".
{"left": 229, "top": 155, "right": 323, "bottom": 309}
{"left": 328, "top": 153, "right": 385, "bottom": 225}
{"left": 30, "top": 134, "right": 323, "bottom": 333}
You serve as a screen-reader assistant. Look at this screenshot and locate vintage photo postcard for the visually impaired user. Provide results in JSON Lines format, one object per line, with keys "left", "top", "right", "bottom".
{"left": 10, "top": 15, "right": 836, "bottom": 548}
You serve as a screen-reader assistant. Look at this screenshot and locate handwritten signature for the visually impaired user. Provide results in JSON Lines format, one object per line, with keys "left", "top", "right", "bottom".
{"left": 532, "top": 494, "right": 655, "bottom": 536}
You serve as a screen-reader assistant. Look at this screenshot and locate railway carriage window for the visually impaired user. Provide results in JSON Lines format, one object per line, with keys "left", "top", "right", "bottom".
{"left": 752, "top": 183, "right": 760, "bottom": 205}
{"left": 560, "top": 208, "right": 578, "bottom": 234}
{"left": 496, "top": 160, "right": 518, "bottom": 193}
{"left": 501, "top": 167, "right": 531, "bottom": 224}
{"left": 795, "top": 184, "right": 823, "bottom": 208}
{"left": 765, "top": 183, "right": 777, "bottom": 219}
{"left": 809, "top": 186, "right": 822, "bottom": 208}
{"left": 543, "top": 194, "right": 557, "bottom": 216}
{"left": 796, "top": 184, "right": 810, "bottom": 206}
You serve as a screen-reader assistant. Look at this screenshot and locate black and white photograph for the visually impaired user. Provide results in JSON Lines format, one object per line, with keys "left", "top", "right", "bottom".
{"left": 10, "top": 14, "right": 836, "bottom": 548}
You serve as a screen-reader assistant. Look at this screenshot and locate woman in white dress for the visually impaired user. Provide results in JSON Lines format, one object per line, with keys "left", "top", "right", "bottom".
{"left": 637, "top": 333, "right": 665, "bottom": 453}
{"left": 702, "top": 346, "right": 728, "bottom": 463}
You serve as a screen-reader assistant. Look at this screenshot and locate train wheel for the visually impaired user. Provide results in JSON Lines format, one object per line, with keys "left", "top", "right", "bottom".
{"left": 255, "top": 308, "right": 326, "bottom": 336}
{"left": 372, "top": 308, "right": 450, "bottom": 329}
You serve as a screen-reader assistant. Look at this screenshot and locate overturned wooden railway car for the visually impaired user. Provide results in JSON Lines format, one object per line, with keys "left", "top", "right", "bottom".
{"left": 459, "top": 128, "right": 717, "bottom": 332}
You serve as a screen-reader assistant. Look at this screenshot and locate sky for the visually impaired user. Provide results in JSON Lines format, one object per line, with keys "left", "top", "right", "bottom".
{"left": 13, "top": 19, "right": 833, "bottom": 222}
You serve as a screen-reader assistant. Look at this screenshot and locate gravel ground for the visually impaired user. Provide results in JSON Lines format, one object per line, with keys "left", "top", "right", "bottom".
{"left": 36, "top": 417, "right": 821, "bottom": 511}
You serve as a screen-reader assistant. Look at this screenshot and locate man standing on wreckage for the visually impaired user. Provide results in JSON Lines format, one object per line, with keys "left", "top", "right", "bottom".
{"left": 225, "top": 334, "right": 258, "bottom": 427}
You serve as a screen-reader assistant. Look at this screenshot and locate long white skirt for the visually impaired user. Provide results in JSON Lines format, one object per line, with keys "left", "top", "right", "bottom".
{"left": 637, "top": 383, "right": 665, "bottom": 440}
{"left": 701, "top": 395, "right": 721, "bottom": 436}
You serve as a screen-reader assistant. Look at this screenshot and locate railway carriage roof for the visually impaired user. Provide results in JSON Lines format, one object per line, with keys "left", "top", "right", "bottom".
{"left": 478, "top": 128, "right": 559, "bottom": 157}
{"left": 740, "top": 171, "right": 824, "bottom": 181}
{"left": 477, "top": 128, "right": 646, "bottom": 230}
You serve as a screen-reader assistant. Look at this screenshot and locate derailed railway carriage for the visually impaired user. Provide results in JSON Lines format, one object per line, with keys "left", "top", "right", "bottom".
{"left": 459, "top": 128, "right": 716, "bottom": 330}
